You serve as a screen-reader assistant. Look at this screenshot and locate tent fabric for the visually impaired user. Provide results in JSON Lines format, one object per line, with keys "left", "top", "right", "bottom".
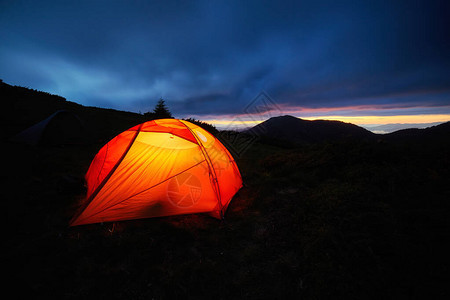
{"left": 70, "top": 119, "right": 242, "bottom": 226}
{"left": 11, "top": 110, "right": 86, "bottom": 146}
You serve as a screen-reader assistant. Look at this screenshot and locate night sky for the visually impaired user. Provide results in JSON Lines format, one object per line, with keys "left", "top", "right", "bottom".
{"left": 1, "top": 0, "right": 450, "bottom": 132}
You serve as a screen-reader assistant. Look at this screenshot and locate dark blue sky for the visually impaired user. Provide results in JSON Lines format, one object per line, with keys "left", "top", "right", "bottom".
{"left": 1, "top": 0, "right": 449, "bottom": 127}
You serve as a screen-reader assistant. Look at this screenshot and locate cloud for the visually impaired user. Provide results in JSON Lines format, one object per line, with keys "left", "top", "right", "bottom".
{"left": 0, "top": 0, "right": 449, "bottom": 118}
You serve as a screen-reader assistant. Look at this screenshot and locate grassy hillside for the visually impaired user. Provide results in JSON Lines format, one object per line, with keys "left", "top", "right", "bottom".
{"left": 3, "top": 83, "right": 450, "bottom": 299}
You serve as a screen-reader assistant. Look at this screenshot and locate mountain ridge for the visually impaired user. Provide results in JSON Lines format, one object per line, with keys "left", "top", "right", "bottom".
{"left": 2, "top": 80, "right": 448, "bottom": 143}
{"left": 244, "top": 115, "right": 374, "bottom": 145}
{"left": 243, "top": 114, "right": 449, "bottom": 145}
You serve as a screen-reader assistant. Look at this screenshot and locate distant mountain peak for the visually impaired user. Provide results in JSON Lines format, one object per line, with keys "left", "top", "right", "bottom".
{"left": 245, "top": 115, "right": 373, "bottom": 145}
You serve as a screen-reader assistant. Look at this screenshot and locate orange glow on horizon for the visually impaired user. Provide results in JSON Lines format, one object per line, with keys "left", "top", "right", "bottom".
{"left": 300, "top": 114, "right": 450, "bottom": 125}
{"left": 202, "top": 114, "right": 450, "bottom": 128}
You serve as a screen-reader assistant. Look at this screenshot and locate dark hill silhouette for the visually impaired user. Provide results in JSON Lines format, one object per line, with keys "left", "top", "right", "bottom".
{"left": 245, "top": 115, "right": 374, "bottom": 145}
{"left": 384, "top": 121, "right": 450, "bottom": 141}
{"left": 1, "top": 80, "right": 144, "bottom": 142}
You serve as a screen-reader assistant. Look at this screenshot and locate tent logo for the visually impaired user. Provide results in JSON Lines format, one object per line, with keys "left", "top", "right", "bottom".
{"left": 195, "top": 130, "right": 208, "bottom": 142}
{"left": 167, "top": 173, "right": 202, "bottom": 208}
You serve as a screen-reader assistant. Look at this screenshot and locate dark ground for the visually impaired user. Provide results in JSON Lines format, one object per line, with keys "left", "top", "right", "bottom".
{"left": 2, "top": 82, "right": 450, "bottom": 299}
{"left": 4, "top": 126, "right": 450, "bottom": 299}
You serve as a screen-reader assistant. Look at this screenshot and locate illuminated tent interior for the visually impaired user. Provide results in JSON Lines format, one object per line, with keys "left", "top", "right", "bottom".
{"left": 70, "top": 119, "right": 242, "bottom": 226}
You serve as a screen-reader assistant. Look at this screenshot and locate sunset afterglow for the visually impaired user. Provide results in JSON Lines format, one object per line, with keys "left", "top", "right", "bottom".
{"left": 1, "top": 1, "right": 449, "bottom": 132}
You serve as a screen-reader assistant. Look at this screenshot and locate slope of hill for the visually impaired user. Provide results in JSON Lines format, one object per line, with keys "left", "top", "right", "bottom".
{"left": 245, "top": 115, "right": 374, "bottom": 145}
{"left": 0, "top": 80, "right": 144, "bottom": 142}
{"left": 384, "top": 121, "right": 450, "bottom": 141}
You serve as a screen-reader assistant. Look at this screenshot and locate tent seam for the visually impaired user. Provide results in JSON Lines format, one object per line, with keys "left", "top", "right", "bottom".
{"left": 70, "top": 124, "right": 143, "bottom": 225}
{"left": 75, "top": 159, "right": 207, "bottom": 223}
{"left": 179, "top": 120, "right": 224, "bottom": 218}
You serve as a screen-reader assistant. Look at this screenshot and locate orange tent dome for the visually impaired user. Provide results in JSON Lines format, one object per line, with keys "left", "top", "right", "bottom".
{"left": 70, "top": 119, "right": 242, "bottom": 226}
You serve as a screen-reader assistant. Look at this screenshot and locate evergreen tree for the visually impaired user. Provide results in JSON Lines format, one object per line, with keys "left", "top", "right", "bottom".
{"left": 153, "top": 98, "right": 172, "bottom": 119}
{"left": 144, "top": 98, "right": 173, "bottom": 120}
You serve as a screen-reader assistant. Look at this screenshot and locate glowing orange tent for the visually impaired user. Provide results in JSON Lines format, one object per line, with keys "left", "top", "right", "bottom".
{"left": 70, "top": 119, "right": 242, "bottom": 226}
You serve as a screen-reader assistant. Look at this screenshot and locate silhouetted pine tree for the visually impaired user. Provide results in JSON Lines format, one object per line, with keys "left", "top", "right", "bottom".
{"left": 144, "top": 98, "right": 173, "bottom": 120}
{"left": 153, "top": 98, "right": 172, "bottom": 119}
